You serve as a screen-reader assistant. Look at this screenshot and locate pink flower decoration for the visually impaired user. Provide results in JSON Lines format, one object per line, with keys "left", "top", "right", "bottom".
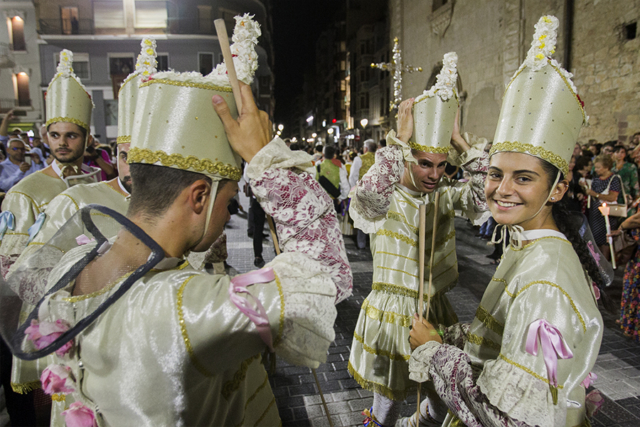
{"left": 25, "top": 319, "right": 74, "bottom": 357}
{"left": 41, "top": 364, "right": 75, "bottom": 395}
{"left": 61, "top": 402, "right": 97, "bottom": 427}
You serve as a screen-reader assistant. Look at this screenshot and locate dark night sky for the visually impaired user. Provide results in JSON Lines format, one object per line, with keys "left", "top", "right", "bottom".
{"left": 271, "top": 0, "right": 343, "bottom": 132}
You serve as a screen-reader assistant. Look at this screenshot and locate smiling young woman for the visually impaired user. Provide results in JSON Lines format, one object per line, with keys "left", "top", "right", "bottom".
{"left": 399, "top": 16, "right": 607, "bottom": 427}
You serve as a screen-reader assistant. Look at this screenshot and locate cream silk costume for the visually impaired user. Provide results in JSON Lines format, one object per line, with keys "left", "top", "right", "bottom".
{"left": 408, "top": 231, "right": 602, "bottom": 427}
{"left": 9, "top": 180, "right": 129, "bottom": 394}
{"left": 31, "top": 138, "right": 353, "bottom": 427}
{"left": 348, "top": 131, "right": 489, "bottom": 400}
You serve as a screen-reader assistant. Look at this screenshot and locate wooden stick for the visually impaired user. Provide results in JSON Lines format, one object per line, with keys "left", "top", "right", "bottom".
{"left": 416, "top": 192, "right": 440, "bottom": 416}
{"left": 214, "top": 19, "right": 243, "bottom": 112}
{"left": 267, "top": 216, "right": 332, "bottom": 426}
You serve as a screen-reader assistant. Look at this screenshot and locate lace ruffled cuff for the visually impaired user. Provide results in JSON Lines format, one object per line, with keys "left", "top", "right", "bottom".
{"left": 269, "top": 252, "right": 337, "bottom": 369}
{"left": 448, "top": 132, "right": 488, "bottom": 167}
{"left": 477, "top": 357, "right": 557, "bottom": 427}
{"left": 386, "top": 130, "right": 416, "bottom": 163}
{"left": 408, "top": 341, "right": 441, "bottom": 383}
{"left": 246, "top": 137, "right": 315, "bottom": 180}
{"left": 442, "top": 323, "right": 470, "bottom": 349}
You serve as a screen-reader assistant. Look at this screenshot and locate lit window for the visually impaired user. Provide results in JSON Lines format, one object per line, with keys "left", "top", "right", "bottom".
{"left": 10, "top": 16, "right": 26, "bottom": 51}
{"left": 15, "top": 72, "right": 30, "bottom": 107}
{"left": 94, "top": 1, "right": 125, "bottom": 28}
{"left": 134, "top": 1, "right": 168, "bottom": 28}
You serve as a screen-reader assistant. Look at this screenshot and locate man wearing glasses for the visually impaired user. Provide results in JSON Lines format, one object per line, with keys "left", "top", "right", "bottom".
{"left": 0, "top": 138, "right": 43, "bottom": 192}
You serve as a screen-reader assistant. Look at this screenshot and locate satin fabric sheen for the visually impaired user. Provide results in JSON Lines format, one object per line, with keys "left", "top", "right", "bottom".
{"left": 443, "top": 235, "right": 602, "bottom": 426}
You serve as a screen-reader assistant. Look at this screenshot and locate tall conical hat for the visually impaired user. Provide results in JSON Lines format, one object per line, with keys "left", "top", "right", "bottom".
{"left": 117, "top": 37, "right": 157, "bottom": 145}
{"left": 410, "top": 52, "right": 459, "bottom": 153}
{"left": 490, "top": 15, "right": 587, "bottom": 176}
{"left": 45, "top": 50, "right": 94, "bottom": 133}
{"left": 128, "top": 14, "right": 261, "bottom": 182}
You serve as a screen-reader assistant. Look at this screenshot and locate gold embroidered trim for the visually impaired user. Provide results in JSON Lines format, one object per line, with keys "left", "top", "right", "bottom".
{"left": 118, "top": 74, "right": 137, "bottom": 94}
{"left": 427, "top": 248, "right": 456, "bottom": 271}
{"left": 398, "top": 198, "right": 419, "bottom": 210}
{"left": 128, "top": 147, "right": 242, "bottom": 181}
{"left": 116, "top": 135, "right": 131, "bottom": 144}
{"left": 361, "top": 299, "right": 413, "bottom": 328}
{"left": 490, "top": 141, "right": 569, "bottom": 176}
{"left": 377, "top": 265, "right": 419, "bottom": 279}
{"left": 499, "top": 353, "right": 564, "bottom": 389}
{"left": 467, "top": 333, "right": 501, "bottom": 351}
{"left": 62, "top": 271, "right": 133, "bottom": 302}
{"left": 510, "top": 236, "right": 571, "bottom": 251}
{"left": 475, "top": 305, "right": 504, "bottom": 335}
{"left": 386, "top": 211, "right": 418, "bottom": 234}
{"left": 408, "top": 142, "right": 450, "bottom": 154}
{"left": 432, "top": 263, "right": 457, "bottom": 282}
{"left": 547, "top": 62, "right": 587, "bottom": 122}
{"left": 26, "top": 241, "right": 67, "bottom": 253}
{"left": 45, "top": 116, "right": 90, "bottom": 131}
{"left": 376, "top": 229, "right": 417, "bottom": 247}
{"left": 254, "top": 396, "right": 277, "bottom": 426}
{"left": 273, "top": 272, "right": 285, "bottom": 348}
{"left": 375, "top": 251, "right": 417, "bottom": 263}
{"left": 140, "top": 78, "right": 233, "bottom": 92}
{"left": 348, "top": 361, "right": 411, "bottom": 401}
{"left": 6, "top": 191, "right": 42, "bottom": 214}
{"left": 234, "top": 373, "right": 271, "bottom": 427}
{"left": 372, "top": 282, "right": 418, "bottom": 299}
{"left": 222, "top": 354, "right": 260, "bottom": 400}
{"left": 51, "top": 393, "right": 66, "bottom": 402}
{"left": 510, "top": 280, "right": 586, "bottom": 332}
{"left": 426, "top": 230, "right": 456, "bottom": 253}
{"left": 176, "top": 275, "right": 214, "bottom": 377}
{"left": 11, "top": 380, "right": 41, "bottom": 394}
{"left": 4, "top": 232, "right": 30, "bottom": 237}
{"left": 59, "top": 194, "right": 80, "bottom": 211}
{"left": 353, "top": 332, "right": 410, "bottom": 361}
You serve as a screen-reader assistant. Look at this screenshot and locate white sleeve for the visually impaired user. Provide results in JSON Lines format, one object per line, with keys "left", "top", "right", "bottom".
{"left": 349, "top": 156, "right": 362, "bottom": 188}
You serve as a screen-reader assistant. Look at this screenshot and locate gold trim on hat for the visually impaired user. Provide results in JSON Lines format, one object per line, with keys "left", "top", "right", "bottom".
{"left": 118, "top": 74, "right": 138, "bottom": 96}
{"left": 116, "top": 135, "right": 131, "bottom": 145}
{"left": 45, "top": 116, "right": 90, "bottom": 131}
{"left": 128, "top": 147, "right": 242, "bottom": 181}
{"left": 490, "top": 141, "right": 569, "bottom": 176}
{"left": 139, "top": 78, "right": 233, "bottom": 93}
{"left": 407, "top": 142, "right": 450, "bottom": 154}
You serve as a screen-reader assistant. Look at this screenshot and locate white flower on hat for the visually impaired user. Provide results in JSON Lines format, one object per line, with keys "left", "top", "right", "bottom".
{"left": 524, "top": 15, "right": 559, "bottom": 71}
{"left": 56, "top": 49, "right": 74, "bottom": 76}
{"left": 415, "top": 52, "right": 458, "bottom": 102}
{"left": 135, "top": 37, "right": 158, "bottom": 77}
{"left": 210, "top": 13, "right": 261, "bottom": 84}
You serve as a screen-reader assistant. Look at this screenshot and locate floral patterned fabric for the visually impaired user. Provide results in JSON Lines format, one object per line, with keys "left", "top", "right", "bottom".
{"left": 621, "top": 229, "right": 640, "bottom": 341}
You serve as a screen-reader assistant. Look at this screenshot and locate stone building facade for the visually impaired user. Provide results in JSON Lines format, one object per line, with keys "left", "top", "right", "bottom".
{"left": 390, "top": 0, "right": 640, "bottom": 144}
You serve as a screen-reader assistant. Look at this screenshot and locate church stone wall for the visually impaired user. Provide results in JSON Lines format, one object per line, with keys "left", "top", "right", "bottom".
{"left": 390, "top": 0, "right": 640, "bottom": 144}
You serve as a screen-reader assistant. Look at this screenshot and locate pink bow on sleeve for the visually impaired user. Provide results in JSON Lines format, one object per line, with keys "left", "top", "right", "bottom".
{"left": 525, "top": 319, "right": 574, "bottom": 387}
{"left": 228, "top": 267, "right": 276, "bottom": 352}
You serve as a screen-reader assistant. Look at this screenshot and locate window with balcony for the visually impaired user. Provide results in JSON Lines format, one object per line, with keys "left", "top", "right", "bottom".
{"left": 198, "top": 53, "right": 214, "bottom": 75}
{"left": 109, "top": 53, "right": 134, "bottom": 94}
{"left": 14, "top": 72, "right": 30, "bottom": 107}
{"left": 55, "top": 52, "right": 90, "bottom": 80}
{"left": 9, "top": 16, "right": 26, "bottom": 51}
{"left": 61, "top": 7, "right": 79, "bottom": 35}
{"left": 94, "top": 1, "right": 125, "bottom": 28}
{"left": 157, "top": 54, "right": 169, "bottom": 72}
{"left": 219, "top": 8, "right": 240, "bottom": 35}
{"left": 198, "top": 6, "right": 212, "bottom": 34}
{"left": 134, "top": 1, "right": 168, "bottom": 29}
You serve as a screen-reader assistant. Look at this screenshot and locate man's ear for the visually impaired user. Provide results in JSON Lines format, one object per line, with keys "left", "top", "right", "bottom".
{"left": 185, "top": 179, "right": 211, "bottom": 215}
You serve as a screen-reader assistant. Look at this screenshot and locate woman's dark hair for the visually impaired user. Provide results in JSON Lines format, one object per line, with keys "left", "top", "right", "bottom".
{"left": 539, "top": 159, "right": 614, "bottom": 310}
{"left": 574, "top": 156, "right": 591, "bottom": 173}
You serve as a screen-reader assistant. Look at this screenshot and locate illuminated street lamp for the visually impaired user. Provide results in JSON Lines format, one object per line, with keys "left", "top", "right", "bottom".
{"left": 312, "top": 132, "right": 317, "bottom": 138}
{"left": 327, "top": 128, "right": 334, "bottom": 135}
{"left": 360, "top": 118, "right": 368, "bottom": 128}
{"left": 278, "top": 124, "right": 284, "bottom": 131}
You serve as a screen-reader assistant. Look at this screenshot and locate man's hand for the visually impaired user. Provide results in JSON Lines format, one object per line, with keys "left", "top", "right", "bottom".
{"left": 211, "top": 83, "right": 270, "bottom": 163}
{"left": 4, "top": 110, "right": 14, "bottom": 123}
{"left": 19, "top": 162, "right": 30, "bottom": 173}
{"left": 396, "top": 98, "right": 415, "bottom": 143}
{"left": 409, "top": 314, "right": 442, "bottom": 350}
{"left": 449, "top": 108, "right": 470, "bottom": 153}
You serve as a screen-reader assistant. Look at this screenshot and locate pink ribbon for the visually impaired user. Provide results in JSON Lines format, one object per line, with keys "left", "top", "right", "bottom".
{"left": 581, "top": 372, "right": 597, "bottom": 388}
{"left": 228, "top": 267, "right": 276, "bottom": 352}
{"left": 525, "top": 319, "right": 574, "bottom": 387}
{"left": 76, "top": 235, "right": 94, "bottom": 246}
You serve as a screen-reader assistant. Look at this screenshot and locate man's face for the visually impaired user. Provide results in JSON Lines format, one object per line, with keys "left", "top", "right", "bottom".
{"left": 20, "top": 133, "right": 29, "bottom": 145}
{"left": 32, "top": 137, "right": 42, "bottom": 148}
{"left": 8, "top": 141, "right": 26, "bottom": 163}
{"left": 602, "top": 146, "right": 613, "bottom": 156}
{"left": 405, "top": 151, "right": 448, "bottom": 193}
{"left": 192, "top": 181, "right": 238, "bottom": 252}
{"left": 117, "top": 143, "right": 132, "bottom": 193}
{"left": 48, "top": 122, "right": 85, "bottom": 164}
{"left": 633, "top": 134, "right": 640, "bottom": 145}
{"left": 573, "top": 143, "right": 582, "bottom": 157}
{"left": 589, "top": 145, "right": 597, "bottom": 156}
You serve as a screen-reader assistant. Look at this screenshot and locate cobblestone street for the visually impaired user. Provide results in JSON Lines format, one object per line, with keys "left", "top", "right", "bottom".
{"left": 227, "top": 189, "right": 640, "bottom": 427}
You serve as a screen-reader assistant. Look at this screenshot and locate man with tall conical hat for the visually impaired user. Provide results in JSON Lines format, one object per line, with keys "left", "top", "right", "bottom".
{"left": 402, "top": 16, "right": 603, "bottom": 427}
{"left": 0, "top": 50, "right": 100, "bottom": 280}
{"left": 0, "top": 14, "right": 352, "bottom": 426}
{"left": 347, "top": 52, "right": 490, "bottom": 426}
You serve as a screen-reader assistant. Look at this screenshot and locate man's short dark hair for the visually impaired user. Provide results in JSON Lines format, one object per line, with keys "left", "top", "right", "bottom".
{"left": 323, "top": 145, "right": 336, "bottom": 159}
{"left": 604, "top": 140, "right": 618, "bottom": 149}
{"left": 315, "top": 145, "right": 323, "bottom": 153}
{"left": 614, "top": 145, "right": 627, "bottom": 154}
{"left": 574, "top": 156, "right": 591, "bottom": 172}
{"left": 128, "top": 163, "right": 213, "bottom": 218}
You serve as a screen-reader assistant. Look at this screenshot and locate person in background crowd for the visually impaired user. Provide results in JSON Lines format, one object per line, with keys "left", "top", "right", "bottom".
{"left": 312, "top": 144, "right": 323, "bottom": 163}
{"left": 0, "top": 110, "right": 16, "bottom": 148}
{"left": 629, "top": 131, "right": 640, "bottom": 151}
{"left": 612, "top": 145, "right": 639, "bottom": 212}
{"left": 571, "top": 155, "right": 592, "bottom": 213}
{"left": 0, "top": 138, "right": 43, "bottom": 192}
{"left": 610, "top": 212, "right": 640, "bottom": 342}
{"left": 29, "top": 136, "right": 47, "bottom": 164}
{"left": 573, "top": 142, "right": 583, "bottom": 157}
{"left": 588, "top": 140, "right": 600, "bottom": 158}
{"left": 349, "top": 140, "right": 377, "bottom": 249}
{"left": 84, "top": 135, "right": 116, "bottom": 181}
{"left": 316, "top": 145, "right": 350, "bottom": 212}
{"left": 602, "top": 140, "right": 617, "bottom": 156}
{"left": 584, "top": 154, "right": 621, "bottom": 256}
